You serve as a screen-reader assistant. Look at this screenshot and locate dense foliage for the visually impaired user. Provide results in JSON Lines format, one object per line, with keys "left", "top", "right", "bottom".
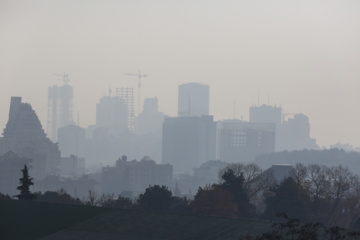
{"left": 15, "top": 165, "right": 36, "bottom": 201}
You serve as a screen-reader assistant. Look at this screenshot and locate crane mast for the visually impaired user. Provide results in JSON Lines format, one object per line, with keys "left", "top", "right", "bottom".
{"left": 124, "top": 70, "right": 147, "bottom": 115}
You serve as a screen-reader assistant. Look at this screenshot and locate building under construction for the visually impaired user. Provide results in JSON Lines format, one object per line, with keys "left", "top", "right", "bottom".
{"left": 47, "top": 74, "right": 74, "bottom": 142}
{"left": 96, "top": 88, "right": 135, "bottom": 135}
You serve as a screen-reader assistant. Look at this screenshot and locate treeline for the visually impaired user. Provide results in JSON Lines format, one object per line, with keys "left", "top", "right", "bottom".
{"left": 4, "top": 161, "right": 360, "bottom": 230}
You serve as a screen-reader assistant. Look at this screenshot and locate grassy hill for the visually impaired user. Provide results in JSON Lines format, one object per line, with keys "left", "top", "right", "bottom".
{"left": 0, "top": 199, "right": 272, "bottom": 240}
{"left": 0, "top": 199, "right": 107, "bottom": 240}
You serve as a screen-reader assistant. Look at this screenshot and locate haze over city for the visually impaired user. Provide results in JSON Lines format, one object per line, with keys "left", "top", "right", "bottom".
{"left": 1, "top": 0, "right": 359, "bottom": 148}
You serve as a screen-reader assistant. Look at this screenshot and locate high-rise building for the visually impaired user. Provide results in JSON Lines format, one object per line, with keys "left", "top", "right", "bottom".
{"left": 249, "top": 104, "right": 282, "bottom": 151}
{"left": 95, "top": 87, "right": 135, "bottom": 135}
{"left": 217, "top": 120, "right": 275, "bottom": 163}
{"left": 280, "top": 114, "right": 318, "bottom": 151}
{"left": 1, "top": 97, "right": 60, "bottom": 179}
{"left": 47, "top": 81, "right": 74, "bottom": 142}
{"left": 162, "top": 115, "right": 216, "bottom": 174}
{"left": 96, "top": 96, "right": 128, "bottom": 136}
{"left": 178, "top": 83, "right": 209, "bottom": 117}
{"left": 134, "top": 97, "right": 164, "bottom": 136}
{"left": 249, "top": 104, "right": 318, "bottom": 151}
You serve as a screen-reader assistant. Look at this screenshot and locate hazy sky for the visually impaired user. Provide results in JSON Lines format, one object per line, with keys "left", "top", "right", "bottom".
{"left": 1, "top": 0, "right": 359, "bottom": 148}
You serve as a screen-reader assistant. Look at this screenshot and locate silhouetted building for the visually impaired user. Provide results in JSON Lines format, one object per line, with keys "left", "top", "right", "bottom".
{"left": 59, "top": 155, "right": 86, "bottom": 179}
{"left": 58, "top": 125, "right": 86, "bottom": 157}
{"left": 250, "top": 104, "right": 282, "bottom": 125}
{"left": 178, "top": 83, "right": 209, "bottom": 117}
{"left": 280, "top": 114, "right": 318, "bottom": 151}
{"left": 267, "top": 164, "right": 293, "bottom": 184}
{"left": 47, "top": 81, "right": 74, "bottom": 142}
{"left": 134, "top": 97, "right": 164, "bottom": 136}
{"left": 96, "top": 96, "right": 128, "bottom": 136}
{"left": 249, "top": 104, "right": 282, "bottom": 151}
{"left": 102, "top": 156, "right": 173, "bottom": 195}
{"left": 0, "top": 151, "right": 32, "bottom": 196}
{"left": 218, "top": 120, "right": 275, "bottom": 163}
{"left": 162, "top": 116, "right": 216, "bottom": 174}
{"left": 34, "top": 175, "right": 96, "bottom": 199}
{"left": 249, "top": 104, "right": 318, "bottom": 151}
{"left": 193, "top": 160, "right": 227, "bottom": 184}
{"left": 1, "top": 97, "right": 60, "bottom": 179}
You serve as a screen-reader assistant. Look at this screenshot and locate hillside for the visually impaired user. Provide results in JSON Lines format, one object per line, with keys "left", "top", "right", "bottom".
{"left": 0, "top": 199, "right": 272, "bottom": 240}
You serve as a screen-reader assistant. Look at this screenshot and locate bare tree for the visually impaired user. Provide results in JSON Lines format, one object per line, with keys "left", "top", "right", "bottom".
{"left": 82, "top": 190, "right": 100, "bottom": 206}
{"left": 219, "top": 163, "right": 273, "bottom": 213}
{"left": 291, "top": 163, "right": 308, "bottom": 187}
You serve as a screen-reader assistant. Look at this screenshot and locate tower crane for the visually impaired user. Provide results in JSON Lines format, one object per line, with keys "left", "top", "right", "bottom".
{"left": 54, "top": 73, "right": 70, "bottom": 85}
{"left": 124, "top": 70, "right": 147, "bottom": 115}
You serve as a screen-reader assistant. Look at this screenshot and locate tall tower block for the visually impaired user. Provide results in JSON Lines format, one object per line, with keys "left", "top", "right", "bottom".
{"left": 178, "top": 83, "right": 209, "bottom": 117}
{"left": 47, "top": 84, "right": 74, "bottom": 142}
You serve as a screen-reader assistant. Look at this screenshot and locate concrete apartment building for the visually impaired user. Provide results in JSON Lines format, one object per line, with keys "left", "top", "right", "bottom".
{"left": 102, "top": 156, "right": 173, "bottom": 195}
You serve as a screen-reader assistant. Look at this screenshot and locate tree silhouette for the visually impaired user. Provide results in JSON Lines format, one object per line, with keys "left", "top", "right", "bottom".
{"left": 191, "top": 184, "right": 238, "bottom": 217}
{"left": 221, "top": 169, "right": 255, "bottom": 218}
{"left": 15, "top": 165, "right": 36, "bottom": 200}
{"left": 137, "top": 185, "right": 172, "bottom": 212}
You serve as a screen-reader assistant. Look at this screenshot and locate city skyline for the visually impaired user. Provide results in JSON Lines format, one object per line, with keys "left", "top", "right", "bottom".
{"left": 1, "top": 1, "right": 359, "bottom": 148}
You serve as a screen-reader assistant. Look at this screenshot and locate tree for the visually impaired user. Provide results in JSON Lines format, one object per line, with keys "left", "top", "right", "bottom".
{"left": 82, "top": 190, "right": 100, "bottom": 206}
{"left": 191, "top": 184, "right": 238, "bottom": 217}
{"left": 220, "top": 163, "right": 273, "bottom": 214}
{"left": 100, "top": 195, "right": 135, "bottom": 209}
{"left": 36, "top": 189, "right": 81, "bottom": 205}
{"left": 263, "top": 177, "right": 311, "bottom": 222}
{"left": 137, "top": 185, "right": 173, "bottom": 212}
{"left": 15, "top": 165, "right": 36, "bottom": 200}
{"left": 221, "top": 169, "right": 255, "bottom": 218}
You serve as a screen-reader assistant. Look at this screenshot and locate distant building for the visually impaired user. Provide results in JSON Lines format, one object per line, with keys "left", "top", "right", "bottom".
{"left": 218, "top": 120, "right": 275, "bottom": 163}
{"left": 249, "top": 104, "right": 318, "bottom": 151}
{"left": 267, "top": 164, "right": 293, "bottom": 184}
{"left": 34, "top": 175, "right": 96, "bottom": 199}
{"left": 249, "top": 104, "right": 282, "bottom": 151}
{"left": 175, "top": 160, "right": 228, "bottom": 198}
{"left": 249, "top": 104, "right": 282, "bottom": 125}
{"left": 58, "top": 125, "right": 86, "bottom": 157}
{"left": 162, "top": 116, "right": 216, "bottom": 174}
{"left": 96, "top": 96, "right": 128, "bottom": 136}
{"left": 193, "top": 160, "right": 228, "bottom": 184}
{"left": 102, "top": 156, "right": 173, "bottom": 195}
{"left": 59, "top": 155, "right": 86, "bottom": 179}
{"left": 178, "top": 83, "right": 209, "bottom": 117}
{"left": 0, "top": 151, "right": 32, "bottom": 196}
{"left": 280, "top": 114, "right": 318, "bottom": 151}
{"left": 47, "top": 82, "right": 74, "bottom": 142}
{"left": 1, "top": 97, "right": 60, "bottom": 179}
{"left": 134, "top": 97, "right": 164, "bottom": 136}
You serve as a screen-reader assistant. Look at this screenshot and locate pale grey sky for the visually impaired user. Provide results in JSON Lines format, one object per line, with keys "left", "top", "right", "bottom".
{"left": 1, "top": 0, "right": 359, "bottom": 148}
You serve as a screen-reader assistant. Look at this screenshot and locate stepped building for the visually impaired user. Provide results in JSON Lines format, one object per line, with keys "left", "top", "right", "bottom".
{"left": 0, "top": 97, "right": 60, "bottom": 179}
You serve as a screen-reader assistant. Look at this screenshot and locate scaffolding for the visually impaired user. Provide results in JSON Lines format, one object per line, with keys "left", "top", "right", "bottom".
{"left": 116, "top": 87, "right": 135, "bottom": 132}
{"left": 47, "top": 85, "right": 73, "bottom": 142}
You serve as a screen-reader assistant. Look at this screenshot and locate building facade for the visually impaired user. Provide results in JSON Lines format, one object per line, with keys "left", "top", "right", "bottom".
{"left": 178, "top": 83, "right": 209, "bottom": 117}
{"left": 162, "top": 116, "right": 216, "bottom": 174}
{"left": 47, "top": 83, "right": 74, "bottom": 142}
{"left": 102, "top": 156, "right": 173, "bottom": 195}
{"left": 218, "top": 120, "right": 275, "bottom": 163}
{"left": 1, "top": 97, "right": 61, "bottom": 179}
